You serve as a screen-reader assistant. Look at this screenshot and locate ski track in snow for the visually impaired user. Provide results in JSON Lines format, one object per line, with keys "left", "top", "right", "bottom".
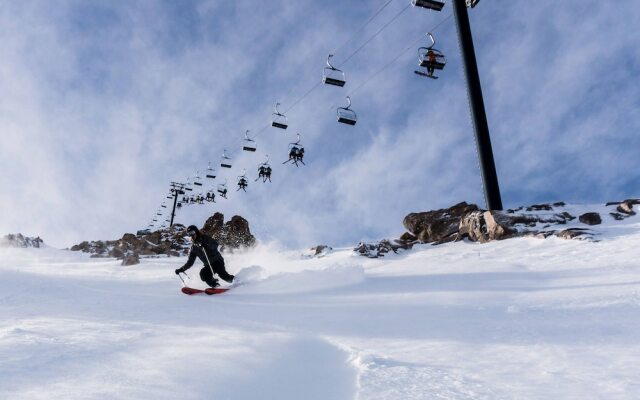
{"left": 1, "top": 207, "right": 640, "bottom": 399}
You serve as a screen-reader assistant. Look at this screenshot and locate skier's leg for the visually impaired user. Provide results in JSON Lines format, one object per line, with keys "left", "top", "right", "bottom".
{"left": 200, "top": 266, "right": 219, "bottom": 287}
{"left": 212, "top": 258, "right": 234, "bottom": 283}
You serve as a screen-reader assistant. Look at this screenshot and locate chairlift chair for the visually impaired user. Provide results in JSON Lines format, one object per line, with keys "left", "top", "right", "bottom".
{"left": 242, "top": 130, "right": 257, "bottom": 152}
{"left": 411, "top": 0, "right": 445, "bottom": 11}
{"left": 466, "top": 0, "right": 479, "bottom": 8}
{"left": 220, "top": 150, "right": 233, "bottom": 168}
{"left": 193, "top": 172, "right": 203, "bottom": 186}
{"left": 415, "top": 32, "right": 446, "bottom": 79}
{"left": 322, "top": 54, "right": 346, "bottom": 87}
{"left": 217, "top": 182, "right": 228, "bottom": 199}
{"left": 337, "top": 96, "right": 357, "bottom": 125}
{"left": 271, "top": 102, "right": 288, "bottom": 129}
{"left": 206, "top": 162, "right": 216, "bottom": 179}
{"left": 283, "top": 133, "right": 306, "bottom": 166}
{"left": 256, "top": 155, "right": 272, "bottom": 182}
{"left": 237, "top": 171, "right": 249, "bottom": 192}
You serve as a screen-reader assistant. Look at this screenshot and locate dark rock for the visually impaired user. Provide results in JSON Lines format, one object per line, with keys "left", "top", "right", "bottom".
{"left": 403, "top": 202, "right": 479, "bottom": 244}
{"left": 526, "top": 204, "right": 553, "bottom": 211}
{"left": 354, "top": 240, "right": 403, "bottom": 258}
{"left": 399, "top": 232, "right": 418, "bottom": 242}
{"left": 310, "top": 245, "right": 332, "bottom": 256}
{"left": 121, "top": 252, "right": 140, "bottom": 266}
{"left": 109, "top": 247, "right": 125, "bottom": 259}
{"left": 553, "top": 202, "right": 566, "bottom": 207}
{"left": 579, "top": 212, "right": 602, "bottom": 225}
{"left": 201, "top": 213, "right": 256, "bottom": 250}
{"left": 617, "top": 202, "right": 636, "bottom": 216}
{"left": 201, "top": 213, "right": 225, "bottom": 236}
{"left": 610, "top": 212, "right": 626, "bottom": 221}
{"left": 558, "top": 211, "right": 576, "bottom": 221}
{"left": 556, "top": 228, "right": 592, "bottom": 240}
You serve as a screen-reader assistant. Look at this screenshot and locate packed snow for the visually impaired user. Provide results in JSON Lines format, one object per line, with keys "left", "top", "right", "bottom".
{"left": 1, "top": 205, "right": 640, "bottom": 399}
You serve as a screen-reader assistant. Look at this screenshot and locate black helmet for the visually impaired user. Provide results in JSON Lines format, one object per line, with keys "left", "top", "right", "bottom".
{"left": 186, "top": 225, "right": 200, "bottom": 237}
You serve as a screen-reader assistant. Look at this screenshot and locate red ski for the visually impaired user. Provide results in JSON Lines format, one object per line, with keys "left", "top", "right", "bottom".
{"left": 181, "top": 287, "right": 230, "bottom": 295}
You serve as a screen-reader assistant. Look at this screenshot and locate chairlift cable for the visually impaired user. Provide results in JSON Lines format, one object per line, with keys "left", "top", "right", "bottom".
{"left": 327, "top": 12, "right": 452, "bottom": 110}
{"left": 337, "top": 3, "right": 411, "bottom": 68}
{"left": 330, "top": 0, "right": 396, "bottom": 56}
{"left": 165, "top": 5, "right": 452, "bottom": 207}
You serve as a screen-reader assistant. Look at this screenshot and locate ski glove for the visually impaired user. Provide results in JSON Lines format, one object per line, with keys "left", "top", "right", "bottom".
{"left": 175, "top": 267, "right": 185, "bottom": 275}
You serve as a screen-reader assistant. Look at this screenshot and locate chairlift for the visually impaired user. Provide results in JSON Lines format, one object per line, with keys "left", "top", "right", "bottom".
{"left": 152, "top": 219, "right": 157, "bottom": 222}
{"left": 271, "top": 102, "right": 288, "bottom": 129}
{"left": 217, "top": 181, "right": 228, "bottom": 199}
{"left": 337, "top": 96, "right": 357, "bottom": 125}
{"left": 177, "top": 202, "right": 182, "bottom": 209}
{"left": 415, "top": 32, "right": 446, "bottom": 79}
{"left": 161, "top": 204, "right": 167, "bottom": 208}
{"left": 206, "top": 162, "right": 216, "bottom": 179}
{"left": 166, "top": 195, "right": 172, "bottom": 199}
{"left": 283, "top": 133, "right": 306, "bottom": 167}
{"left": 193, "top": 172, "right": 203, "bottom": 186}
{"left": 322, "top": 54, "right": 346, "bottom": 87}
{"left": 411, "top": 0, "right": 445, "bottom": 12}
{"left": 466, "top": 0, "right": 479, "bottom": 7}
{"left": 205, "top": 191, "right": 216, "bottom": 203}
{"left": 237, "top": 170, "right": 248, "bottom": 192}
{"left": 220, "top": 150, "right": 233, "bottom": 168}
{"left": 242, "top": 130, "right": 257, "bottom": 152}
{"left": 256, "top": 155, "right": 272, "bottom": 183}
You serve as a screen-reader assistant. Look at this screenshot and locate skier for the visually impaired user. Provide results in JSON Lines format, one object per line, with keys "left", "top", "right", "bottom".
{"left": 174, "top": 225, "right": 234, "bottom": 288}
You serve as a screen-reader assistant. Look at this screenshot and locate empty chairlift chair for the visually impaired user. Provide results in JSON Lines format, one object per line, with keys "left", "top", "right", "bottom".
{"left": 337, "top": 96, "right": 357, "bottom": 125}
{"left": 415, "top": 32, "right": 446, "bottom": 79}
{"left": 271, "top": 102, "right": 288, "bottom": 130}
{"left": 205, "top": 162, "right": 216, "bottom": 179}
{"left": 322, "top": 54, "right": 346, "bottom": 87}
{"left": 193, "top": 172, "right": 203, "bottom": 187}
{"left": 220, "top": 150, "right": 233, "bottom": 168}
{"left": 411, "top": 0, "right": 445, "bottom": 11}
{"left": 242, "top": 130, "right": 257, "bottom": 152}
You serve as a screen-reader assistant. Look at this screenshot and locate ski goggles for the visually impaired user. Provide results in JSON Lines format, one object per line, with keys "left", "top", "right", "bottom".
{"left": 186, "top": 229, "right": 197, "bottom": 237}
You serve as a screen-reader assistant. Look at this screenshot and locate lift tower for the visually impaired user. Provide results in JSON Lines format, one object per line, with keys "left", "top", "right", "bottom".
{"left": 453, "top": 0, "right": 502, "bottom": 210}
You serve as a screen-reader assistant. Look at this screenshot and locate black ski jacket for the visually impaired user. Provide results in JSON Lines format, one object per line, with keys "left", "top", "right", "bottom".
{"left": 180, "top": 235, "right": 223, "bottom": 271}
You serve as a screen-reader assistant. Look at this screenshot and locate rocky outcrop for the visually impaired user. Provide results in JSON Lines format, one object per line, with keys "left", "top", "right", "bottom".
{"left": 70, "top": 224, "right": 191, "bottom": 264}
{"left": 355, "top": 199, "right": 639, "bottom": 257}
{"left": 606, "top": 199, "right": 640, "bottom": 220}
{"left": 403, "top": 202, "right": 479, "bottom": 244}
{"left": 201, "top": 213, "right": 256, "bottom": 250}
{"left": 70, "top": 213, "right": 257, "bottom": 263}
{"left": 0, "top": 234, "right": 44, "bottom": 248}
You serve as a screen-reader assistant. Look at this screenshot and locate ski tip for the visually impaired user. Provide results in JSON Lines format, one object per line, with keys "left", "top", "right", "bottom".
{"left": 205, "top": 287, "right": 230, "bottom": 295}
{"left": 181, "top": 287, "right": 205, "bottom": 295}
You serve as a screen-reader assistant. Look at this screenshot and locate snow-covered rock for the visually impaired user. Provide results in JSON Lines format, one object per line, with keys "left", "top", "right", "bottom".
{"left": 0, "top": 233, "right": 44, "bottom": 248}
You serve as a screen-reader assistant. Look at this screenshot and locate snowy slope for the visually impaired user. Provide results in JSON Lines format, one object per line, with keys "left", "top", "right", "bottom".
{"left": 1, "top": 204, "right": 640, "bottom": 399}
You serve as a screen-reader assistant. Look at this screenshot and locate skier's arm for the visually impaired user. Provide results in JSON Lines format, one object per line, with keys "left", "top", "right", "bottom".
{"left": 176, "top": 250, "right": 197, "bottom": 273}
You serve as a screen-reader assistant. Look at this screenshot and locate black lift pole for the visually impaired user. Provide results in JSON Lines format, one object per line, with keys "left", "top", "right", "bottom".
{"left": 169, "top": 182, "right": 186, "bottom": 227}
{"left": 452, "top": 0, "right": 503, "bottom": 210}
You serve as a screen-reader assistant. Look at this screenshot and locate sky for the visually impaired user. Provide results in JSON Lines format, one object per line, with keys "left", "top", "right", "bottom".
{"left": 1, "top": 0, "right": 639, "bottom": 248}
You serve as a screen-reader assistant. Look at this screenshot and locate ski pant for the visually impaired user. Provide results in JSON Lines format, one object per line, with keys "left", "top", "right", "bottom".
{"left": 199, "top": 256, "right": 234, "bottom": 286}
